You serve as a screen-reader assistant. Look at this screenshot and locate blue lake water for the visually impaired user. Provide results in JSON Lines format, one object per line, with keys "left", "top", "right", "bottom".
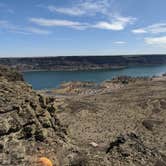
{"left": 23, "top": 64, "right": 166, "bottom": 90}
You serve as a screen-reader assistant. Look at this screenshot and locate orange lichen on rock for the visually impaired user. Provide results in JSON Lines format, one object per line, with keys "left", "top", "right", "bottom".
{"left": 37, "top": 157, "right": 53, "bottom": 166}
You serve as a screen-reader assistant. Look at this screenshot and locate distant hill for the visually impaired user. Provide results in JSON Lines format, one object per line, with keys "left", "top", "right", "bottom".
{"left": 1, "top": 55, "right": 166, "bottom": 71}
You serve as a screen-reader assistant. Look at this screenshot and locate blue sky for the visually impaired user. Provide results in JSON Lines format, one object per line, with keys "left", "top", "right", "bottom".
{"left": 0, "top": 0, "right": 166, "bottom": 57}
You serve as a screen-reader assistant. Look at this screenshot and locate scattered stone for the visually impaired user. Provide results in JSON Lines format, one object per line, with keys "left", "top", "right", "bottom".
{"left": 106, "top": 135, "right": 126, "bottom": 153}
{"left": 89, "top": 142, "right": 98, "bottom": 148}
{"left": 47, "top": 104, "right": 56, "bottom": 113}
{"left": 23, "top": 125, "right": 35, "bottom": 139}
{"left": 39, "top": 116, "right": 52, "bottom": 128}
{"left": 0, "top": 143, "right": 4, "bottom": 153}
{"left": 35, "top": 129, "right": 48, "bottom": 142}
{"left": 142, "top": 120, "right": 154, "bottom": 131}
{"left": 160, "top": 100, "right": 166, "bottom": 109}
{"left": 142, "top": 119, "right": 163, "bottom": 131}
{"left": 152, "top": 108, "right": 162, "bottom": 113}
{"left": 38, "top": 94, "right": 47, "bottom": 108}
{"left": 0, "top": 119, "right": 9, "bottom": 136}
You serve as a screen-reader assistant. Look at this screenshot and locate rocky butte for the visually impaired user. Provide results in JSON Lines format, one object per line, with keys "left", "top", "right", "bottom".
{"left": 0, "top": 65, "right": 166, "bottom": 165}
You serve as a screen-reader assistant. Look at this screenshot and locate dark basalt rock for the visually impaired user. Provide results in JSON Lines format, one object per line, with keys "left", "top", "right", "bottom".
{"left": 160, "top": 100, "right": 166, "bottom": 109}
{"left": 142, "top": 120, "right": 154, "bottom": 131}
{"left": 106, "top": 135, "right": 126, "bottom": 153}
{"left": 0, "top": 65, "right": 67, "bottom": 165}
{"left": 35, "top": 129, "right": 47, "bottom": 141}
{"left": 142, "top": 119, "right": 163, "bottom": 131}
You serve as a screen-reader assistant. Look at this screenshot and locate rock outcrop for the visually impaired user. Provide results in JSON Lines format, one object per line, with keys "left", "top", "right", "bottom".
{"left": 0, "top": 66, "right": 68, "bottom": 165}
{"left": 0, "top": 65, "right": 23, "bottom": 82}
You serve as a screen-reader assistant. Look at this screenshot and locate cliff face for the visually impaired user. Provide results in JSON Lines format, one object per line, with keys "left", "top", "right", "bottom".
{"left": 0, "top": 66, "right": 68, "bottom": 165}
{"left": 1, "top": 55, "right": 166, "bottom": 71}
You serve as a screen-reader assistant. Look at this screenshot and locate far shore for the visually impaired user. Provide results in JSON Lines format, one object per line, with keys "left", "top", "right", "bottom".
{"left": 22, "top": 66, "right": 127, "bottom": 72}
{"left": 21, "top": 63, "right": 166, "bottom": 73}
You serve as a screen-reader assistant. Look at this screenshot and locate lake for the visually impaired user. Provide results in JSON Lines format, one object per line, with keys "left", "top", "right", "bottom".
{"left": 23, "top": 64, "right": 166, "bottom": 90}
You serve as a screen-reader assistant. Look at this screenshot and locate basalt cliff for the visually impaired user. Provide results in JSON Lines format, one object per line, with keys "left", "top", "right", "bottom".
{"left": 0, "top": 65, "right": 79, "bottom": 166}
{"left": 1, "top": 55, "right": 166, "bottom": 71}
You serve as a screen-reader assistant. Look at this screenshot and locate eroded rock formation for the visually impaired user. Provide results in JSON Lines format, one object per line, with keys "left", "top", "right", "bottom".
{"left": 0, "top": 65, "right": 68, "bottom": 165}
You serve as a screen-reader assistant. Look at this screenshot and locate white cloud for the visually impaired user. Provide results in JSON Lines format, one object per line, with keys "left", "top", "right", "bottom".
{"left": 132, "top": 29, "right": 146, "bottom": 34}
{"left": 48, "top": 6, "right": 85, "bottom": 16}
{"left": 30, "top": 16, "right": 135, "bottom": 31}
{"left": 132, "top": 23, "right": 166, "bottom": 34}
{"left": 94, "top": 21, "right": 124, "bottom": 30}
{"left": 30, "top": 18, "right": 85, "bottom": 29}
{"left": 113, "top": 41, "right": 126, "bottom": 44}
{"left": 145, "top": 36, "right": 166, "bottom": 46}
{"left": 0, "top": 20, "right": 51, "bottom": 35}
{"left": 25, "top": 27, "right": 51, "bottom": 35}
{"left": 94, "top": 16, "right": 135, "bottom": 30}
{"left": 48, "top": 0, "right": 110, "bottom": 16}
{"left": 43, "top": 0, "right": 136, "bottom": 31}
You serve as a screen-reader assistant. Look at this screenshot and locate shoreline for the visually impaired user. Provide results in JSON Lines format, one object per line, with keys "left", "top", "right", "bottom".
{"left": 22, "top": 63, "right": 166, "bottom": 73}
{"left": 39, "top": 75, "right": 166, "bottom": 98}
{"left": 21, "top": 65, "right": 127, "bottom": 72}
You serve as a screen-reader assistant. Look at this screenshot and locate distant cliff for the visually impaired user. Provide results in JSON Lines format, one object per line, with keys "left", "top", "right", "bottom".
{"left": 1, "top": 55, "right": 166, "bottom": 71}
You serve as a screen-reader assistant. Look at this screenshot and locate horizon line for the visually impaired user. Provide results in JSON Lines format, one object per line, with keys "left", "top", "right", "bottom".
{"left": 1, "top": 53, "right": 166, "bottom": 59}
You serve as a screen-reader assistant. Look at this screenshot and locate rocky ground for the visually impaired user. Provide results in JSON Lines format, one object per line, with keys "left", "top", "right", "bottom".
{"left": 42, "top": 76, "right": 150, "bottom": 97}
{"left": 46, "top": 76, "right": 166, "bottom": 166}
{"left": 0, "top": 65, "right": 166, "bottom": 166}
{"left": 0, "top": 66, "right": 85, "bottom": 166}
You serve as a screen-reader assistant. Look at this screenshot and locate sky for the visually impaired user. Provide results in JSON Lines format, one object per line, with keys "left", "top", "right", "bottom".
{"left": 0, "top": 0, "right": 166, "bottom": 57}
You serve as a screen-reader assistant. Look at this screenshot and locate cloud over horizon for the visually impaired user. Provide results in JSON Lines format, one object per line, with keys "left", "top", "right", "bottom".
{"left": 30, "top": 15, "right": 135, "bottom": 31}
{"left": 94, "top": 16, "right": 135, "bottom": 30}
{"left": 43, "top": 0, "right": 136, "bottom": 31}
{"left": 145, "top": 36, "right": 166, "bottom": 46}
{"left": 132, "top": 23, "right": 166, "bottom": 34}
{"left": 1, "top": 0, "right": 136, "bottom": 35}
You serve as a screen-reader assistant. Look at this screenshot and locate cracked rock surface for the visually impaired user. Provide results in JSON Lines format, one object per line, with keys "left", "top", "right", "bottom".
{"left": 0, "top": 66, "right": 75, "bottom": 166}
